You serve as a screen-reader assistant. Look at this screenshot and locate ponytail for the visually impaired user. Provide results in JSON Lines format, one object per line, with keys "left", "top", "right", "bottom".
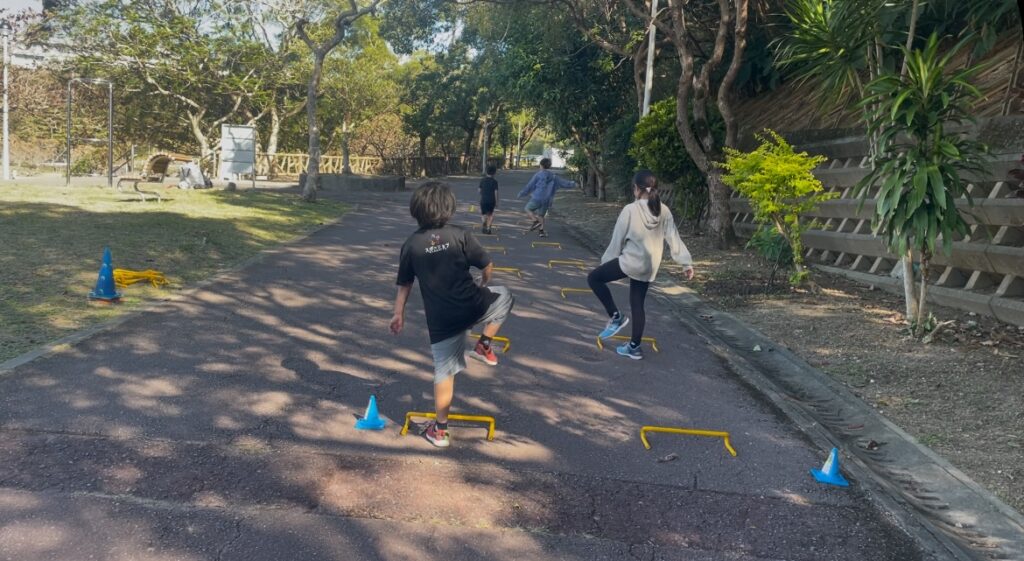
{"left": 633, "top": 170, "right": 661, "bottom": 217}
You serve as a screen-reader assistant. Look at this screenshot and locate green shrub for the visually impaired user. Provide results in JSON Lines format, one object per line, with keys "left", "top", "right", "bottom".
{"left": 720, "top": 130, "right": 834, "bottom": 286}
{"left": 629, "top": 98, "right": 715, "bottom": 222}
{"left": 746, "top": 225, "right": 794, "bottom": 287}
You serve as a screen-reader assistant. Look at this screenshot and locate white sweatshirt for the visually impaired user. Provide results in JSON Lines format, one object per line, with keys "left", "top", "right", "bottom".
{"left": 601, "top": 200, "right": 692, "bottom": 282}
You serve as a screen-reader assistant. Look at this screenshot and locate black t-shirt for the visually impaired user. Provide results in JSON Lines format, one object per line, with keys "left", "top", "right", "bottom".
{"left": 397, "top": 225, "right": 498, "bottom": 343}
{"left": 479, "top": 177, "right": 498, "bottom": 205}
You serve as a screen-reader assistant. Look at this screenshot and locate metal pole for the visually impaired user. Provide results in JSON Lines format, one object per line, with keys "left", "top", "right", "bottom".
{"left": 641, "top": 0, "right": 660, "bottom": 117}
{"left": 66, "top": 80, "right": 73, "bottom": 187}
{"left": 2, "top": 30, "right": 9, "bottom": 181}
{"left": 107, "top": 82, "right": 113, "bottom": 188}
{"left": 481, "top": 119, "right": 488, "bottom": 175}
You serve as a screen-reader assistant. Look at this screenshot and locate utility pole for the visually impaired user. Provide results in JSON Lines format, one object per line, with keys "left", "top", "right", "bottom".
{"left": 2, "top": 19, "right": 12, "bottom": 181}
{"left": 481, "top": 118, "right": 488, "bottom": 174}
{"left": 641, "top": 0, "right": 659, "bottom": 117}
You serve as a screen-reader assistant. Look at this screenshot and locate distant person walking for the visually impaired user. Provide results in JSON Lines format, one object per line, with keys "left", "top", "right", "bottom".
{"left": 589, "top": 171, "right": 694, "bottom": 360}
{"left": 479, "top": 164, "right": 499, "bottom": 234}
{"left": 517, "top": 158, "right": 576, "bottom": 238}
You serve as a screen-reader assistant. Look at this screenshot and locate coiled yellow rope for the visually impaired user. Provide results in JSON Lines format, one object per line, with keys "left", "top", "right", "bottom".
{"left": 113, "top": 268, "right": 169, "bottom": 289}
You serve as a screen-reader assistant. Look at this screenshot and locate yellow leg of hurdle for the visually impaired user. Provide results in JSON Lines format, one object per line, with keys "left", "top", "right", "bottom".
{"left": 560, "top": 288, "right": 592, "bottom": 299}
{"left": 639, "top": 426, "right": 737, "bottom": 457}
{"left": 548, "top": 259, "right": 587, "bottom": 270}
{"left": 531, "top": 242, "right": 562, "bottom": 249}
{"left": 469, "top": 205, "right": 477, "bottom": 212}
{"left": 493, "top": 267, "right": 522, "bottom": 278}
{"left": 401, "top": 411, "right": 496, "bottom": 441}
{"left": 484, "top": 246, "right": 507, "bottom": 255}
{"left": 596, "top": 335, "right": 659, "bottom": 352}
{"left": 469, "top": 334, "right": 511, "bottom": 353}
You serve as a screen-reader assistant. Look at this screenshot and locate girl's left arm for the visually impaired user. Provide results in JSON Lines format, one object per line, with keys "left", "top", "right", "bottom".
{"left": 664, "top": 210, "right": 693, "bottom": 272}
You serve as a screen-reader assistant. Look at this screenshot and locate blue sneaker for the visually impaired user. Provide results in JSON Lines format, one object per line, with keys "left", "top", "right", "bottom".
{"left": 616, "top": 342, "right": 643, "bottom": 360}
{"left": 599, "top": 314, "right": 629, "bottom": 339}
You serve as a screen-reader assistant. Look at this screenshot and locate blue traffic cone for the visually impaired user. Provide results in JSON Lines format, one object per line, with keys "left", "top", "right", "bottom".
{"left": 811, "top": 447, "right": 849, "bottom": 487}
{"left": 88, "top": 247, "right": 122, "bottom": 301}
{"left": 354, "top": 395, "right": 387, "bottom": 430}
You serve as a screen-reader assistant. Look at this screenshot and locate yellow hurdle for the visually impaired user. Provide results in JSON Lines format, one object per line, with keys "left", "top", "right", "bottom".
{"left": 469, "top": 205, "right": 477, "bottom": 212}
{"left": 596, "top": 335, "right": 659, "bottom": 352}
{"left": 548, "top": 259, "right": 587, "bottom": 270}
{"left": 484, "top": 246, "right": 507, "bottom": 255}
{"left": 469, "top": 334, "right": 511, "bottom": 353}
{"left": 402, "top": 411, "right": 496, "bottom": 441}
{"left": 493, "top": 266, "right": 522, "bottom": 278}
{"left": 560, "top": 288, "right": 592, "bottom": 299}
{"left": 639, "top": 426, "right": 737, "bottom": 456}
{"left": 531, "top": 241, "right": 562, "bottom": 249}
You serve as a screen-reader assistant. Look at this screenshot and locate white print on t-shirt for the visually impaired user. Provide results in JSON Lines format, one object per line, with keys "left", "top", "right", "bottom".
{"left": 424, "top": 233, "right": 451, "bottom": 254}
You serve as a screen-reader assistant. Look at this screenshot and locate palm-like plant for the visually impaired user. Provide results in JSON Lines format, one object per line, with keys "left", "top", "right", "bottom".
{"left": 855, "top": 32, "right": 989, "bottom": 337}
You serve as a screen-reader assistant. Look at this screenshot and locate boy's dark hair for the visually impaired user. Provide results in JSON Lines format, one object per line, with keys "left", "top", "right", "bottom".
{"left": 485, "top": 164, "right": 497, "bottom": 176}
{"left": 540, "top": 158, "right": 552, "bottom": 169}
{"left": 410, "top": 181, "right": 456, "bottom": 229}
{"left": 633, "top": 170, "right": 661, "bottom": 217}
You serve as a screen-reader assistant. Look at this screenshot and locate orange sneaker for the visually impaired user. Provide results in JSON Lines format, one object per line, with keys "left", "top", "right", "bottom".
{"left": 469, "top": 340, "right": 498, "bottom": 366}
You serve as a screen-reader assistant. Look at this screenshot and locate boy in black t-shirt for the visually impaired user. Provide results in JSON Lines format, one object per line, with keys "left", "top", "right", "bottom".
{"left": 478, "top": 164, "right": 499, "bottom": 234}
{"left": 390, "top": 181, "right": 515, "bottom": 448}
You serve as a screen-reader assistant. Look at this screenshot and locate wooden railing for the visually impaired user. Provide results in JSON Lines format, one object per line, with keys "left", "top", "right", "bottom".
{"left": 244, "top": 153, "right": 505, "bottom": 179}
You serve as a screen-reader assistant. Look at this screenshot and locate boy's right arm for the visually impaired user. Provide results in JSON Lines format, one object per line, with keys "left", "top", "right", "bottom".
{"left": 518, "top": 174, "right": 537, "bottom": 198}
{"left": 390, "top": 283, "right": 413, "bottom": 335}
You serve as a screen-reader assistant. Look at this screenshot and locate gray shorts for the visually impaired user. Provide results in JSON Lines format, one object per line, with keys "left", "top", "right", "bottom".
{"left": 429, "top": 286, "right": 514, "bottom": 384}
{"left": 525, "top": 199, "right": 551, "bottom": 217}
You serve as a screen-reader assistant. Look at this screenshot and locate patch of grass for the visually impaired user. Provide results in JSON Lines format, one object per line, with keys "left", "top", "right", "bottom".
{"left": 0, "top": 182, "right": 349, "bottom": 363}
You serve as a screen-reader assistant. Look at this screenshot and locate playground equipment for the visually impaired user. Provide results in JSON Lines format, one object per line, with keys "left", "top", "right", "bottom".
{"left": 493, "top": 266, "right": 522, "bottom": 278}
{"left": 811, "top": 448, "right": 849, "bottom": 487}
{"left": 116, "top": 153, "right": 196, "bottom": 201}
{"left": 88, "top": 247, "right": 121, "bottom": 302}
{"left": 560, "top": 288, "right": 591, "bottom": 298}
{"left": 548, "top": 259, "right": 587, "bottom": 270}
{"left": 355, "top": 395, "right": 387, "bottom": 430}
{"left": 597, "top": 335, "right": 659, "bottom": 352}
{"left": 66, "top": 77, "right": 114, "bottom": 187}
{"left": 531, "top": 241, "right": 561, "bottom": 249}
{"left": 113, "top": 269, "right": 169, "bottom": 289}
{"left": 401, "top": 411, "right": 496, "bottom": 441}
{"left": 469, "top": 334, "right": 511, "bottom": 353}
{"left": 640, "top": 426, "right": 737, "bottom": 457}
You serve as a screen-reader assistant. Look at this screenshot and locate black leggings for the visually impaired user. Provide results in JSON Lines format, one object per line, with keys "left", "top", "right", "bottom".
{"left": 587, "top": 258, "right": 649, "bottom": 345}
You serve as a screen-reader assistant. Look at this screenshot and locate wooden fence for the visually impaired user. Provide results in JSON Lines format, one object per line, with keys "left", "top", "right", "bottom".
{"left": 219, "top": 153, "right": 506, "bottom": 179}
{"left": 729, "top": 116, "right": 1024, "bottom": 326}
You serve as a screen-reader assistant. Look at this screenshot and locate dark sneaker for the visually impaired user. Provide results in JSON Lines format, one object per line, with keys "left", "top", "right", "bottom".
{"left": 529, "top": 220, "right": 542, "bottom": 231}
{"left": 538, "top": 229, "right": 548, "bottom": 238}
{"left": 616, "top": 342, "right": 643, "bottom": 360}
{"left": 421, "top": 420, "right": 450, "bottom": 448}
{"left": 469, "top": 340, "right": 498, "bottom": 366}
{"left": 599, "top": 315, "right": 629, "bottom": 339}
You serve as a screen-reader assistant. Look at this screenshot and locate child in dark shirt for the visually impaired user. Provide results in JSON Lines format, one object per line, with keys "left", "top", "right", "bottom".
{"left": 390, "top": 181, "right": 515, "bottom": 448}
{"left": 479, "top": 164, "right": 499, "bottom": 234}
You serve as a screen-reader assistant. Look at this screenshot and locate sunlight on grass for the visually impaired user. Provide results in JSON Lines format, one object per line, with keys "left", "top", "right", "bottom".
{"left": 0, "top": 183, "right": 349, "bottom": 363}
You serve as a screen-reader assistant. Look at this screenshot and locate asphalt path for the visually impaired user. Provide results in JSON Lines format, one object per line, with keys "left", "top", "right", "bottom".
{"left": 0, "top": 171, "right": 928, "bottom": 560}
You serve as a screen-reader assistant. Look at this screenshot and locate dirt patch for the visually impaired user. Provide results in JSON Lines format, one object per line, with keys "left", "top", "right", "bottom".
{"left": 552, "top": 189, "right": 1024, "bottom": 515}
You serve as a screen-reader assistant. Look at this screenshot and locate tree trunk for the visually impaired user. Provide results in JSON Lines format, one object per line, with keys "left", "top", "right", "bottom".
{"left": 462, "top": 126, "right": 476, "bottom": 174}
{"left": 914, "top": 254, "right": 930, "bottom": 337}
{"left": 341, "top": 117, "right": 353, "bottom": 175}
{"left": 902, "top": 249, "right": 920, "bottom": 324}
{"left": 418, "top": 135, "right": 428, "bottom": 177}
{"left": 267, "top": 105, "right": 281, "bottom": 178}
{"left": 187, "top": 112, "right": 211, "bottom": 160}
{"left": 303, "top": 53, "right": 326, "bottom": 202}
{"left": 706, "top": 168, "right": 737, "bottom": 249}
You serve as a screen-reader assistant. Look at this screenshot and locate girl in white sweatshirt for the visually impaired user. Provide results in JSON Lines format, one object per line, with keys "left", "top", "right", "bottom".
{"left": 588, "top": 171, "right": 694, "bottom": 360}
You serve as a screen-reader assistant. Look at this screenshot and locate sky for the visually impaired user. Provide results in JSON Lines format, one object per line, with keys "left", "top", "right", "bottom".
{"left": 5, "top": 0, "right": 41, "bottom": 11}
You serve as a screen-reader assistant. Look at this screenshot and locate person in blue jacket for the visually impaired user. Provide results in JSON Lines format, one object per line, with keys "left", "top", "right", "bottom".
{"left": 517, "top": 157, "right": 576, "bottom": 238}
